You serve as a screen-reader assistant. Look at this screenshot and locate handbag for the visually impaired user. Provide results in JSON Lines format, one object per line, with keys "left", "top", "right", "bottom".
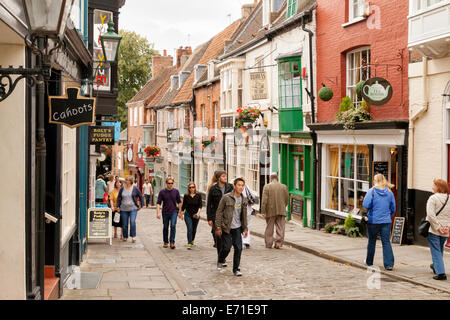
{"left": 113, "top": 211, "right": 121, "bottom": 223}
{"left": 418, "top": 195, "right": 449, "bottom": 238}
{"left": 360, "top": 188, "right": 375, "bottom": 224}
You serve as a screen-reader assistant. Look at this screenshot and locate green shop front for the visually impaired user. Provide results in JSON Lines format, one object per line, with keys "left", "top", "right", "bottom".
{"left": 270, "top": 55, "right": 315, "bottom": 228}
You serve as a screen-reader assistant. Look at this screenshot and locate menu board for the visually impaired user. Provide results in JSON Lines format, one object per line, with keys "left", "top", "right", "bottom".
{"left": 391, "top": 217, "right": 405, "bottom": 245}
{"left": 290, "top": 194, "right": 303, "bottom": 218}
{"left": 373, "top": 161, "right": 389, "bottom": 178}
{"left": 87, "top": 208, "right": 112, "bottom": 244}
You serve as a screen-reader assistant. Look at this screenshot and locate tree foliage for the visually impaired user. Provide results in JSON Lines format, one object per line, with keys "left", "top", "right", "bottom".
{"left": 117, "top": 30, "right": 158, "bottom": 130}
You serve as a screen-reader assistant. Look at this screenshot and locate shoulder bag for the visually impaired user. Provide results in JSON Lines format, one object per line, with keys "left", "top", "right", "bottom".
{"left": 418, "top": 195, "right": 449, "bottom": 238}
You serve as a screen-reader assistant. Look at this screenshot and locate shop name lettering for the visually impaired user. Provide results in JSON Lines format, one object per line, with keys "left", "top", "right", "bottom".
{"left": 91, "top": 129, "right": 113, "bottom": 142}
{"left": 52, "top": 104, "right": 94, "bottom": 121}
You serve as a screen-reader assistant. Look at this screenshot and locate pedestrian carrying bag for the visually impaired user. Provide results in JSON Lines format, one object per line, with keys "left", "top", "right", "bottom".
{"left": 114, "top": 211, "right": 121, "bottom": 223}
{"left": 418, "top": 195, "right": 449, "bottom": 238}
{"left": 361, "top": 188, "right": 375, "bottom": 224}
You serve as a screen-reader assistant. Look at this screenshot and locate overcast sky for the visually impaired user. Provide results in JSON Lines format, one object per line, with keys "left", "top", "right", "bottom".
{"left": 119, "top": 0, "right": 252, "bottom": 57}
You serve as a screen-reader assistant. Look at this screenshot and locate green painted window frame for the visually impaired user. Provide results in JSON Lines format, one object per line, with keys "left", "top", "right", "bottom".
{"left": 278, "top": 56, "right": 302, "bottom": 110}
{"left": 286, "top": 0, "right": 298, "bottom": 18}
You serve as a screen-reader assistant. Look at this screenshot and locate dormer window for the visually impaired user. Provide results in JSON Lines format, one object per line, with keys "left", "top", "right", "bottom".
{"left": 170, "top": 75, "right": 179, "bottom": 91}
{"left": 194, "top": 64, "right": 207, "bottom": 84}
{"left": 178, "top": 71, "right": 191, "bottom": 89}
{"left": 208, "top": 61, "right": 215, "bottom": 82}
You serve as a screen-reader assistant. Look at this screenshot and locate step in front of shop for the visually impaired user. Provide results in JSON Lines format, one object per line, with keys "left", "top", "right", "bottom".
{"left": 44, "top": 266, "right": 59, "bottom": 300}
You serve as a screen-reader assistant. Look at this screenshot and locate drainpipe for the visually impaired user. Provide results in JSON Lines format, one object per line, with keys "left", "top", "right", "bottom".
{"left": 408, "top": 56, "right": 428, "bottom": 190}
{"left": 191, "top": 88, "right": 197, "bottom": 182}
{"left": 302, "top": 12, "right": 319, "bottom": 229}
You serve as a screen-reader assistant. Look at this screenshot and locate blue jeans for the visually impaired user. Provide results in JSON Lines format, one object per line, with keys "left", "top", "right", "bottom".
{"left": 428, "top": 233, "right": 447, "bottom": 275}
{"left": 184, "top": 214, "right": 199, "bottom": 245}
{"left": 162, "top": 212, "right": 178, "bottom": 244}
{"left": 218, "top": 227, "right": 243, "bottom": 273}
{"left": 366, "top": 223, "right": 394, "bottom": 269}
{"left": 121, "top": 210, "right": 137, "bottom": 239}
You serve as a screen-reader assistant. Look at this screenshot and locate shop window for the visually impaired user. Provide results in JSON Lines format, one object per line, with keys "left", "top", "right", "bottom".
{"left": 278, "top": 57, "right": 302, "bottom": 109}
{"left": 326, "top": 145, "right": 370, "bottom": 217}
{"left": 347, "top": 47, "right": 371, "bottom": 106}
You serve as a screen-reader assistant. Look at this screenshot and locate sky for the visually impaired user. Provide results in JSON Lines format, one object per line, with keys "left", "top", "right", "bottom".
{"left": 119, "top": 0, "right": 253, "bottom": 56}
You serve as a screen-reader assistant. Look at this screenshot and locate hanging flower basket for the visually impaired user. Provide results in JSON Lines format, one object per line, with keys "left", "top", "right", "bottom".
{"left": 235, "top": 106, "right": 262, "bottom": 128}
{"left": 144, "top": 145, "right": 160, "bottom": 158}
{"left": 201, "top": 136, "right": 216, "bottom": 149}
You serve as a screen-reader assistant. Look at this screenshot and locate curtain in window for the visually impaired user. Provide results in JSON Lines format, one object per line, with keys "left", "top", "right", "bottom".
{"left": 329, "top": 146, "right": 339, "bottom": 210}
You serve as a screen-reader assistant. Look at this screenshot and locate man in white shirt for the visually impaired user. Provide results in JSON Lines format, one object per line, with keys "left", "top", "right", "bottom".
{"left": 143, "top": 179, "right": 154, "bottom": 208}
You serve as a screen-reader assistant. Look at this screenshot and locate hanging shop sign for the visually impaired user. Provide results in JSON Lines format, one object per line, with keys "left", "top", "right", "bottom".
{"left": 103, "top": 121, "right": 121, "bottom": 142}
{"left": 49, "top": 87, "right": 96, "bottom": 128}
{"left": 250, "top": 72, "right": 268, "bottom": 100}
{"left": 362, "top": 77, "right": 393, "bottom": 106}
{"left": 89, "top": 126, "right": 114, "bottom": 145}
{"left": 87, "top": 207, "right": 112, "bottom": 245}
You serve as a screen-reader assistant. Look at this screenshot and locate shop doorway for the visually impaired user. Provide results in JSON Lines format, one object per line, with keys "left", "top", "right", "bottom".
{"left": 389, "top": 147, "right": 399, "bottom": 224}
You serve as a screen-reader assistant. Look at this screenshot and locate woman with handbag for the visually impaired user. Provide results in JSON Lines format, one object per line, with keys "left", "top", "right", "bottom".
{"left": 110, "top": 180, "right": 123, "bottom": 240}
{"left": 117, "top": 176, "right": 144, "bottom": 243}
{"left": 425, "top": 179, "right": 450, "bottom": 280}
{"left": 362, "top": 174, "right": 396, "bottom": 271}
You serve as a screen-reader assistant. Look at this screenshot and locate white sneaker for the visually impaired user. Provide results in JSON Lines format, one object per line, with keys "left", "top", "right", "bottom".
{"left": 217, "top": 262, "right": 222, "bottom": 270}
{"left": 234, "top": 270, "right": 242, "bottom": 277}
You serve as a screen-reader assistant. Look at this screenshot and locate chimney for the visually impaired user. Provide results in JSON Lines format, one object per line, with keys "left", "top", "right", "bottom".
{"left": 177, "top": 46, "right": 192, "bottom": 68}
{"left": 152, "top": 51, "right": 173, "bottom": 79}
{"left": 242, "top": 1, "right": 258, "bottom": 19}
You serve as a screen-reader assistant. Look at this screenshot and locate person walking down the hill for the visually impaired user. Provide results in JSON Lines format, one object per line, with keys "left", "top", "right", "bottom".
{"left": 215, "top": 178, "right": 248, "bottom": 276}
{"left": 362, "top": 174, "right": 396, "bottom": 271}
{"left": 207, "top": 170, "right": 233, "bottom": 257}
{"left": 143, "top": 179, "right": 154, "bottom": 208}
{"left": 95, "top": 175, "right": 107, "bottom": 205}
{"left": 156, "top": 177, "right": 183, "bottom": 249}
{"left": 110, "top": 180, "right": 124, "bottom": 240}
{"left": 117, "top": 176, "right": 144, "bottom": 243}
{"left": 242, "top": 183, "right": 257, "bottom": 249}
{"left": 426, "top": 179, "right": 450, "bottom": 281}
{"left": 182, "top": 182, "right": 202, "bottom": 250}
{"left": 261, "top": 173, "right": 289, "bottom": 249}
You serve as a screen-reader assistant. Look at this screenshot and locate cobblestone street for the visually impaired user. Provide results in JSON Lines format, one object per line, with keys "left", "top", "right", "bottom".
{"left": 61, "top": 208, "right": 450, "bottom": 300}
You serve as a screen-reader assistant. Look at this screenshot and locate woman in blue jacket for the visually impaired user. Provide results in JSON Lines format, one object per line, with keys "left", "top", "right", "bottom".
{"left": 117, "top": 176, "right": 144, "bottom": 243}
{"left": 362, "top": 174, "right": 396, "bottom": 270}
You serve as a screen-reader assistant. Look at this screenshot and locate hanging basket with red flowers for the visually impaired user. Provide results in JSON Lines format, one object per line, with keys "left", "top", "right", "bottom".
{"left": 144, "top": 145, "right": 160, "bottom": 158}
{"left": 201, "top": 136, "right": 216, "bottom": 148}
{"left": 235, "top": 106, "right": 262, "bottom": 128}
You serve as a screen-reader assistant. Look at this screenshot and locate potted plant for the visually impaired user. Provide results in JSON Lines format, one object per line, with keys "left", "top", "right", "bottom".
{"left": 335, "top": 96, "right": 371, "bottom": 131}
{"left": 235, "top": 106, "right": 262, "bottom": 128}
{"left": 144, "top": 145, "right": 160, "bottom": 158}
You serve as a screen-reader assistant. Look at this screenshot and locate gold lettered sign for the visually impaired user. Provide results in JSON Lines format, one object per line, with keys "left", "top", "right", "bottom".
{"left": 87, "top": 208, "right": 112, "bottom": 240}
{"left": 250, "top": 72, "right": 268, "bottom": 100}
{"left": 49, "top": 87, "right": 96, "bottom": 128}
{"left": 89, "top": 126, "right": 115, "bottom": 145}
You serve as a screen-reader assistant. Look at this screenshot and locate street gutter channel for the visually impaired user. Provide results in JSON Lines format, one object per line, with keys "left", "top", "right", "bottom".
{"left": 200, "top": 216, "right": 450, "bottom": 294}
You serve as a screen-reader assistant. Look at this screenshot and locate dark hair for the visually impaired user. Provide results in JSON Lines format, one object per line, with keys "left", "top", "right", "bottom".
{"left": 114, "top": 180, "right": 122, "bottom": 189}
{"left": 233, "top": 177, "right": 245, "bottom": 186}
{"left": 215, "top": 170, "right": 227, "bottom": 180}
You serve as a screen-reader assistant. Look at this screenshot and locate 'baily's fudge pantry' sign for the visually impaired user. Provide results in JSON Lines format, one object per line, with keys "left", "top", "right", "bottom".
{"left": 49, "top": 87, "right": 96, "bottom": 128}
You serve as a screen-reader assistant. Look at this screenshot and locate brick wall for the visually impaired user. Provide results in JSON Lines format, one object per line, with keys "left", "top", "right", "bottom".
{"left": 316, "top": 0, "right": 409, "bottom": 123}
{"left": 194, "top": 81, "right": 222, "bottom": 135}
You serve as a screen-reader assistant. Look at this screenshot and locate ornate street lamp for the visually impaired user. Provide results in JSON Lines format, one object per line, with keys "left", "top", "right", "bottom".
{"left": 100, "top": 20, "right": 122, "bottom": 63}
{"left": 0, "top": 0, "right": 75, "bottom": 102}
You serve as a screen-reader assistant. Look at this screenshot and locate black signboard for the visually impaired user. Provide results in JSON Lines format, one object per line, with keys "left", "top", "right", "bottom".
{"left": 361, "top": 77, "right": 393, "bottom": 106}
{"left": 49, "top": 87, "right": 96, "bottom": 128}
{"left": 89, "top": 126, "right": 114, "bottom": 145}
{"left": 290, "top": 194, "right": 303, "bottom": 218}
{"left": 373, "top": 161, "right": 389, "bottom": 178}
{"left": 391, "top": 217, "right": 405, "bottom": 245}
{"left": 87, "top": 208, "right": 112, "bottom": 241}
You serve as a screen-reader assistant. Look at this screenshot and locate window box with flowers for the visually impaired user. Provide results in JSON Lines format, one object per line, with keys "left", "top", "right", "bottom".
{"left": 144, "top": 145, "right": 161, "bottom": 159}
{"left": 335, "top": 96, "right": 371, "bottom": 131}
{"left": 235, "top": 106, "right": 262, "bottom": 128}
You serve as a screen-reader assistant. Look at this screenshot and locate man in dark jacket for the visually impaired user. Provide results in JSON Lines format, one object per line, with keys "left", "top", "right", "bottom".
{"left": 207, "top": 171, "right": 233, "bottom": 256}
{"left": 215, "top": 177, "right": 248, "bottom": 276}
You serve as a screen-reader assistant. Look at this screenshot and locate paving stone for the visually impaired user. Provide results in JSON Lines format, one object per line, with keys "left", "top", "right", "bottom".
{"left": 108, "top": 288, "right": 154, "bottom": 297}
{"left": 99, "top": 281, "right": 130, "bottom": 289}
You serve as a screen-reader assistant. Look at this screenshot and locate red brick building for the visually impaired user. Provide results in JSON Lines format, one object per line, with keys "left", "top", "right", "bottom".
{"left": 309, "top": 0, "right": 411, "bottom": 243}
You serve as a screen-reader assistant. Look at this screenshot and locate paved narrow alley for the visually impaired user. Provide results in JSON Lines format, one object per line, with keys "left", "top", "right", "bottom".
{"left": 61, "top": 208, "right": 450, "bottom": 300}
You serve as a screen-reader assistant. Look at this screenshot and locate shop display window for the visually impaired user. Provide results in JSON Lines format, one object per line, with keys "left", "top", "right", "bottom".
{"left": 326, "top": 144, "right": 370, "bottom": 216}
